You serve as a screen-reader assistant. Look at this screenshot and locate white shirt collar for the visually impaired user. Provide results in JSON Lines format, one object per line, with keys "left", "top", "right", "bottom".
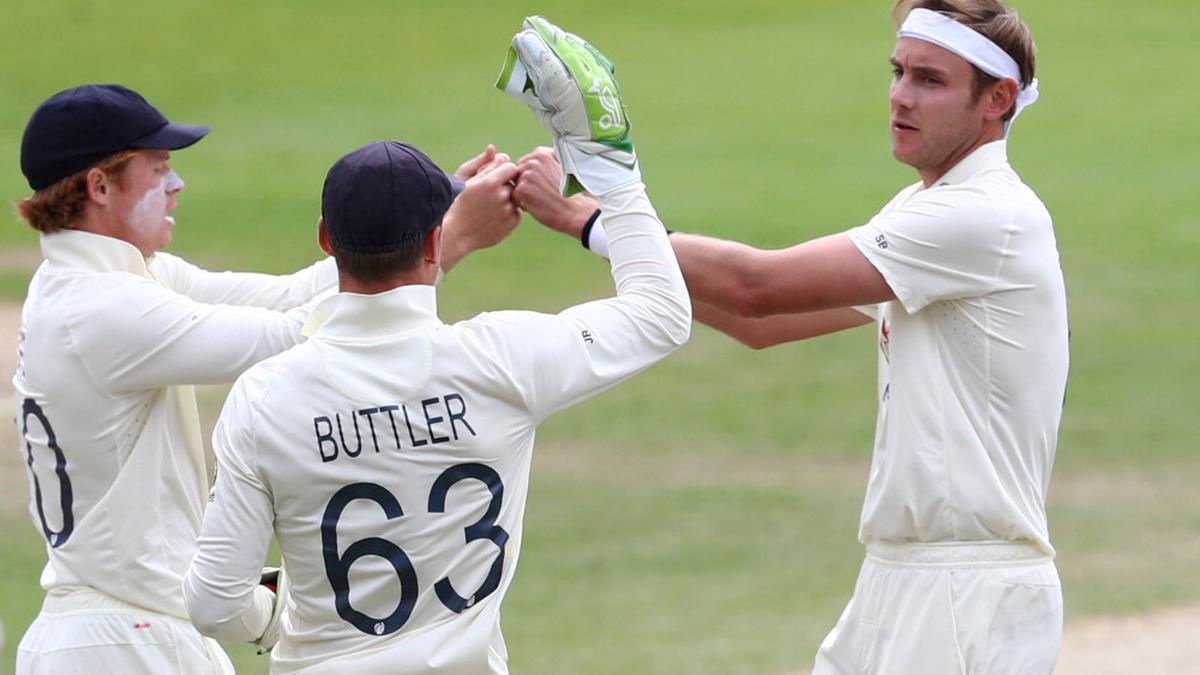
{"left": 308, "top": 284, "right": 442, "bottom": 341}
{"left": 40, "top": 229, "right": 150, "bottom": 277}
{"left": 931, "top": 140, "right": 1010, "bottom": 188}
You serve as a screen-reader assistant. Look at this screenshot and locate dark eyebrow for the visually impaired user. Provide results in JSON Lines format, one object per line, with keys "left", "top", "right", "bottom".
{"left": 891, "top": 59, "right": 951, "bottom": 79}
{"left": 910, "top": 64, "right": 949, "bottom": 79}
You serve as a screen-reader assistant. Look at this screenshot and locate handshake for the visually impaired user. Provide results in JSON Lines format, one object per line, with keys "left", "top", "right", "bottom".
{"left": 442, "top": 16, "right": 640, "bottom": 271}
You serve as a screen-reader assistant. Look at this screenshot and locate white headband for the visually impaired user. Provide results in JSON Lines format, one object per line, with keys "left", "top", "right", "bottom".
{"left": 898, "top": 8, "right": 1038, "bottom": 135}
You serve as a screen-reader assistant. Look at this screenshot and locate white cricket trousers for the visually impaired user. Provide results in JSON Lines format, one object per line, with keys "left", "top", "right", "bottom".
{"left": 16, "top": 586, "right": 234, "bottom": 675}
{"left": 813, "top": 541, "right": 1062, "bottom": 675}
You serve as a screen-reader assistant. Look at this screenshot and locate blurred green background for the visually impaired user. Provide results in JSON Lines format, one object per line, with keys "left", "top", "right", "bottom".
{"left": 1, "top": 1, "right": 1197, "bottom": 673}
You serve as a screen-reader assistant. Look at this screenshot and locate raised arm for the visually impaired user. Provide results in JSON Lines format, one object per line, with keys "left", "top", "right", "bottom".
{"left": 669, "top": 231, "right": 893, "bottom": 316}
{"left": 473, "top": 17, "right": 690, "bottom": 419}
{"left": 149, "top": 253, "right": 336, "bottom": 310}
{"left": 74, "top": 277, "right": 312, "bottom": 391}
{"left": 470, "top": 176, "right": 691, "bottom": 420}
{"left": 439, "top": 145, "right": 522, "bottom": 274}
{"left": 515, "top": 147, "right": 889, "bottom": 344}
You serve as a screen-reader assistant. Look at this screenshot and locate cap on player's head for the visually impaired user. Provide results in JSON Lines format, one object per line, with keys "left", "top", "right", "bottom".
{"left": 20, "top": 84, "right": 210, "bottom": 191}
{"left": 321, "top": 141, "right": 462, "bottom": 255}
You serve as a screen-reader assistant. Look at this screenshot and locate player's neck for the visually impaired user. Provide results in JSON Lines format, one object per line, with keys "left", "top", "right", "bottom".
{"left": 70, "top": 208, "right": 152, "bottom": 260}
{"left": 338, "top": 268, "right": 437, "bottom": 295}
{"left": 918, "top": 125, "right": 1004, "bottom": 187}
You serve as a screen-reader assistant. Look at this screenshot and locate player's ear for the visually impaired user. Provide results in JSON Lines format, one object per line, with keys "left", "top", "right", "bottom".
{"left": 983, "top": 78, "right": 1018, "bottom": 123}
{"left": 86, "top": 167, "right": 111, "bottom": 205}
{"left": 423, "top": 224, "right": 442, "bottom": 265}
{"left": 317, "top": 217, "right": 335, "bottom": 256}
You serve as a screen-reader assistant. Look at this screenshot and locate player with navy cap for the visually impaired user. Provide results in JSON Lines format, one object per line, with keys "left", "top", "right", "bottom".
{"left": 182, "top": 18, "right": 690, "bottom": 674}
{"left": 11, "top": 84, "right": 518, "bottom": 673}
{"left": 20, "top": 84, "right": 211, "bottom": 191}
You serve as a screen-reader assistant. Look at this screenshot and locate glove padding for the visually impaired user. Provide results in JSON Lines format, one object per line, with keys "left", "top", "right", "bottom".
{"left": 255, "top": 566, "right": 288, "bottom": 655}
{"left": 496, "top": 16, "right": 640, "bottom": 196}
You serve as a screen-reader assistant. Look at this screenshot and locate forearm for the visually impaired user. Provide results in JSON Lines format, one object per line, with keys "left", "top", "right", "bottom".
{"left": 596, "top": 183, "right": 691, "bottom": 347}
{"left": 579, "top": 217, "right": 892, "bottom": 318}
{"left": 668, "top": 232, "right": 771, "bottom": 314}
{"left": 572, "top": 211, "right": 773, "bottom": 316}
{"left": 184, "top": 576, "right": 275, "bottom": 643}
{"left": 438, "top": 214, "right": 473, "bottom": 274}
{"left": 438, "top": 151, "right": 523, "bottom": 274}
{"left": 183, "top": 514, "right": 274, "bottom": 643}
{"left": 523, "top": 182, "right": 691, "bottom": 418}
{"left": 695, "top": 301, "right": 873, "bottom": 349}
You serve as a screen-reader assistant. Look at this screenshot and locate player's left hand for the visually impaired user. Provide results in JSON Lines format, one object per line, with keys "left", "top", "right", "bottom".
{"left": 496, "top": 16, "right": 640, "bottom": 196}
{"left": 455, "top": 144, "right": 506, "bottom": 181}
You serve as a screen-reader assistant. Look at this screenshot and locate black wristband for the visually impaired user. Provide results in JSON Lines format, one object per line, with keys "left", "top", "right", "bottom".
{"left": 579, "top": 208, "right": 602, "bottom": 250}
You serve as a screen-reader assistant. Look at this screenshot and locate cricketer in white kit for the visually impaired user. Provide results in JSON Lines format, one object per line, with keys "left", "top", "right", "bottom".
{"left": 814, "top": 7, "right": 1067, "bottom": 671}
{"left": 182, "top": 17, "right": 690, "bottom": 674}
{"left": 514, "top": 1, "right": 1068, "bottom": 673}
{"left": 11, "top": 84, "right": 337, "bottom": 674}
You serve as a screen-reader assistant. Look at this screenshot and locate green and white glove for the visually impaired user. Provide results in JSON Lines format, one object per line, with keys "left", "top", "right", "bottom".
{"left": 496, "top": 16, "right": 640, "bottom": 196}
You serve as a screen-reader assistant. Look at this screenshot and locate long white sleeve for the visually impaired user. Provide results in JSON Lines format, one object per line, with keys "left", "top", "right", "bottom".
{"left": 461, "top": 181, "right": 691, "bottom": 420}
{"left": 592, "top": 181, "right": 692, "bottom": 346}
{"left": 67, "top": 274, "right": 313, "bottom": 391}
{"left": 183, "top": 375, "right": 276, "bottom": 642}
{"left": 149, "top": 254, "right": 336, "bottom": 310}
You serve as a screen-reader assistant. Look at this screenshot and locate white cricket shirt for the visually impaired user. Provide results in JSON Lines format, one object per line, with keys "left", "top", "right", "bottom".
{"left": 847, "top": 141, "right": 1068, "bottom": 555}
{"left": 183, "top": 182, "right": 691, "bottom": 673}
{"left": 13, "top": 229, "right": 335, "bottom": 619}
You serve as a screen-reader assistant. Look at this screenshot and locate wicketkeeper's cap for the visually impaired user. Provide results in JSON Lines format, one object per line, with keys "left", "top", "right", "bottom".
{"left": 20, "top": 84, "right": 210, "bottom": 191}
{"left": 321, "top": 141, "right": 462, "bottom": 254}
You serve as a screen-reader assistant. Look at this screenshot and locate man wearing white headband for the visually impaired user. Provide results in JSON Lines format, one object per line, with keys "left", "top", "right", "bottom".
{"left": 514, "top": 1, "right": 1066, "bottom": 672}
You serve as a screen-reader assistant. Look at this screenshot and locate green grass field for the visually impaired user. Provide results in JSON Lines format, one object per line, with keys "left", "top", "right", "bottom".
{"left": 1, "top": 1, "right": 1198, "bottom": 673}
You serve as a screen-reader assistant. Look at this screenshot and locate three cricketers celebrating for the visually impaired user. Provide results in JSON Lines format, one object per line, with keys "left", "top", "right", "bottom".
{"left": 13, "top": 2, "right": 1065, "bottom": 673}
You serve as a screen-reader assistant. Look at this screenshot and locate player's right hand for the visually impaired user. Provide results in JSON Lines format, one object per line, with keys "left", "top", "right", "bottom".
{"left": 255, "top": 565, "right": 288, "bottom": 655}
{"left": 441, "top": 147, "right": 521, "bottom": 271}
{"left": 455, "top": 144, "right": 505, "bottom": 181}
{"left": 259, "top": 566, "right": 281, "bottom": 594}
{"left": 496, "top": 16, "right": 640, "bottom": 196}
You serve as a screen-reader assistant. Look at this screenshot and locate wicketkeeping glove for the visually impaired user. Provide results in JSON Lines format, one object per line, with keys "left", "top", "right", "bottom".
{"left": 255, "top": 565, "right": 289, "bottom": 655}
{"left": 496, "top": 16, "right": 640, "bottom": 196}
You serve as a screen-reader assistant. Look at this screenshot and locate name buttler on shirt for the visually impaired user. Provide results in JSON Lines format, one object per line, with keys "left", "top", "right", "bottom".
{"left": 314, "top": 392, "right": 476, "bottom": 463}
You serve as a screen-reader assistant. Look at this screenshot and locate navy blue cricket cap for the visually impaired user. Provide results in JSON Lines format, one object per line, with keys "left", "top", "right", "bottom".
{"left": 321, "top": 141, "right": 463, "bottom": 254}
{"left": 20, "top": 84, "right": 210, "bottom": 191}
